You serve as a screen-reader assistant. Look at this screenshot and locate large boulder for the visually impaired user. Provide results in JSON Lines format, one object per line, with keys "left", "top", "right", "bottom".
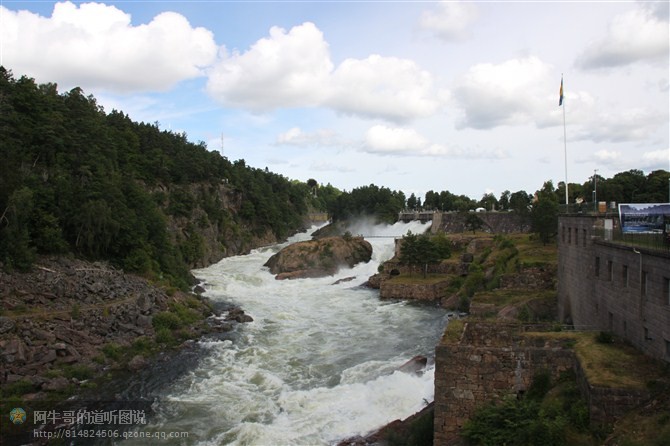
{"left": 264, "top": 236, "right": 372, "bottom": 280}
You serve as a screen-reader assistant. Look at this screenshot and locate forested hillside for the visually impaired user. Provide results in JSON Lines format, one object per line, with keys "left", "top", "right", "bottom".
{"left": 0, "top": 68, "right": 317, "bottom": 288}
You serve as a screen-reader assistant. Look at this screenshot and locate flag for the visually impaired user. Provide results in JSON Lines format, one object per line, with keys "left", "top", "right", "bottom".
{"left": 559, "top": 77, "right": 564, "bottom": 106}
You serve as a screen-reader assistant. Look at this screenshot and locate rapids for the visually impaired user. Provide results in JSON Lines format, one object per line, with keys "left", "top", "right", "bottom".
{"left": 125, "top": 221, "right": 447, "bottom": 445}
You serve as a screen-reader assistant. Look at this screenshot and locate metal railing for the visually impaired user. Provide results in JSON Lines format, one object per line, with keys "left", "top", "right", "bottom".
{"left": 593, "top": 227, "right": 670, "bottom": 252}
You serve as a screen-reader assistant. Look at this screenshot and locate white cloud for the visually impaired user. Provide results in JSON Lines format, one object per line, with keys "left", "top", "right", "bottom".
{"left": 206, "top": 22, "right": 441, "bottom": 122}
{"left": 572, "top": 108, "right": 668, "bottom": 143}
{"left": 453, "top": 56, "right": 554, "bottom": 129}
{"left": 364, "top": 125, "right": 429, "bottom": 154}
{"left": 206, "top": 22, "right": 333, "bottom": 110}
{"left": 0, "top": 1, "right": 217, "bottom": 92}
{"left": 362, "top": 125, "right": 507, "bottom": 159}
{"left": 419, "top": 1, "right": 479, "bottom": 41}
{"left": 328, "top": 55, "right": 440, "bottom": 121}
{"left": 575, "top": 5, "right": 669, "bottom": 69}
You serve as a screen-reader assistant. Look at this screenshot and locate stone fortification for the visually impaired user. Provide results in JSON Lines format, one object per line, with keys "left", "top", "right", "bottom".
{"left": 436, "top": 212, "right": 531, "bottom": 234}
{"left": 379, "top": 279, "right": 450, "bottom": 301}
{"left": 433, "top": 322, "right": 655, "bottom": 444}
{"left": 433, "top": 322, "right": 574, "bottom": 444}
{"left": 558, "top": 214, "right": 670, "bottom": 362}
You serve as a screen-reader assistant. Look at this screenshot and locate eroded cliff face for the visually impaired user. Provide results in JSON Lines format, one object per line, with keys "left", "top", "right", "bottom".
{"left": 264, "top": 236, "right": 372, "bottom": 280}
{"left": 158, "top": 182, "right": 308, "bottom": 268}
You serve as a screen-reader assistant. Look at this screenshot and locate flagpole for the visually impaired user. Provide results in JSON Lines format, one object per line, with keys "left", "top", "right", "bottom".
{"left": 561, "top": 74, "right": 568, "bottom": 206}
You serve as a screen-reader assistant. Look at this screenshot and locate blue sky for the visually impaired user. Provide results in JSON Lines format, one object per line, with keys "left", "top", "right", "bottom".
{"left": 1, "top": 1, "right": 668, "bottom": 200}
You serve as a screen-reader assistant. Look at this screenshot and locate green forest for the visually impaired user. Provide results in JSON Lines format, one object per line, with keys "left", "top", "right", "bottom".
{"left": 0, "top": 68, "right": 318, "bottom": 286}
{"left": 1, "top": 67, "right": 668, "bottom": 287}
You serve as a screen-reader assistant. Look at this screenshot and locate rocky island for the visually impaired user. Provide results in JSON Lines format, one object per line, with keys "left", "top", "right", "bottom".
{"left": 264, "top": 235, "right": 372, "bottom": 280}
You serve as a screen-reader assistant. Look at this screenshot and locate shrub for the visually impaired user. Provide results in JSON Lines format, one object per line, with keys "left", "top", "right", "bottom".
{"left": 152, "top": 311, "right": 182, "bottom": 330}
{"left": 102, "top": 343, "right": 122, "bottom": 361}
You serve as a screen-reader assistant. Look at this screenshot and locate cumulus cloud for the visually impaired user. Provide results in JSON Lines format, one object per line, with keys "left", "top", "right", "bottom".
{"left": 328, "top": 55, "right": 439, "bottom": 121}
{"left": 419, "top": 1, "right": 479, "bottom": 41}
{"left": 206, "top": 22, "right": 333, "bottom": 110}
{"left": 364, "top": 125, "right": 430, "bottom": 154}
{"left": 575, "top": 4, "right": 669, "bottom": 69}
{"left": 362, "top": 124, "right": 507, "bottom": 159}
{"left": 572, "top": 108, "right": 668, "bottom": 143}
{"left": 452, "top": 56, "right": 553, "bottom": 129}
{"left": 0, "top": 1, "right": 217, "bottom": 92}
{"left": 206, "top": 22, "right": 441, "bottom": 122}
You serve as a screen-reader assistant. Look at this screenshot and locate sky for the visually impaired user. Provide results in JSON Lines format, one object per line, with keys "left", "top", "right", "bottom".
{"left": 1, "top": 1, "right": 669, "bottom": 201}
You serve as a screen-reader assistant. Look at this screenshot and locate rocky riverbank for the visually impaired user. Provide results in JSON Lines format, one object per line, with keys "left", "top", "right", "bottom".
{"left": 0, "top": 256, "right": 252, "bottom": 406}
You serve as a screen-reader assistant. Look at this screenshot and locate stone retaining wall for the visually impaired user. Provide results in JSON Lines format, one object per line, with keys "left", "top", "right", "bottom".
{"left": 433, "top": 322, "right": 652, "bottom": 444}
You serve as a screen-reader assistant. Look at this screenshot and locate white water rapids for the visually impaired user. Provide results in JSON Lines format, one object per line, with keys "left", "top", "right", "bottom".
{"left": 129, "top": 221, "right": 447, "bottom": 445}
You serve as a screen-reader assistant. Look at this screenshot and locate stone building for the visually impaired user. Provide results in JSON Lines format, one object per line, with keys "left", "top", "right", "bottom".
{"left": 557, "top": 213, "right": 670, "bottom": 363}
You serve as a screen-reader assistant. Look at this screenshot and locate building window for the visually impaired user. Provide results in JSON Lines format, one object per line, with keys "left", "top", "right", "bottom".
{"left": 562, "top": 226, "right": 565, "bottom": 243}
{"left": 608, "top": 312, "right": 613, "bottom": 331}
{"left": 607, "top": 260, "right": 613, "bottom": 281}
{"left": 641, "top": 271, "right": 648, "bottom": 297}
{"left": 622, "top": 265, "right": 628, "bottom": 287}
{"left": 623, "top": 320, "right": 627, "bottom": 336}
{"left": 595, "top": 257, "right": 600, "bottom": 277}
{"left": 575, "top": 227, "right": 579, "bottom": 246}
{"left": 644, "top": 327, "right": 650, "bottom": 341}
{"left": 664, "top": 277, "right": 670, "bottom": 306}
{"left": 583, "top": 229, "right": 587, "bottom": 247}
{"left": 568, "top": 227, "right": 572, "bottom": 244}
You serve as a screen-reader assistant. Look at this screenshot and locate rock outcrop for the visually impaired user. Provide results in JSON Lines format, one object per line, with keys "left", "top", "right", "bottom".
{"left": 0, "top": 256, "right": 249, "bottom": 399}
{"left": 264, "top": 236, "right": 372, "bottom": 280}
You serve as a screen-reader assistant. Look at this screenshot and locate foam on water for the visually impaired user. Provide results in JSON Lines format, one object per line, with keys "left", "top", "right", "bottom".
{"left": 126, "top": 221, "right": 446, "bottom": 445}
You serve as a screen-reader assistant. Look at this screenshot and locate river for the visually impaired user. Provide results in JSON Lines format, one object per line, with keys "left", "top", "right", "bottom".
{"left": 126, "top": 220, "right": 447, "bottom": 445}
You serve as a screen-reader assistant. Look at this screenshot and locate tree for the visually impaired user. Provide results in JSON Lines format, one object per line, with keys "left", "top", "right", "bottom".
{"left": 399, "top": 231, "right": 448, "bottom": 278}
{"left": 498, "top": 190, "right": 511, "bottom": 210}
{"left": 465, "top": 213, "right": 484, "bottom": 234}
{"left": 531, "top": 181, "right": 558, "bottom": 245}
{"left": 509, "top": 190, "right": 531, "bottom": 214}
{"left": 479, "top": 193, "right": 498, "bottom": 211}
{"left": 307, "top": 178, "right": 318, "bottom": 197}
{"left": 407, "top": 193, "right": 418, "bottom": 210}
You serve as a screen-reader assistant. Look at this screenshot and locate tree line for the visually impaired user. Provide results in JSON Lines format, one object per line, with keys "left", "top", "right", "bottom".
{"left": 0, "top": 68, "right": 313, "bottom": 287}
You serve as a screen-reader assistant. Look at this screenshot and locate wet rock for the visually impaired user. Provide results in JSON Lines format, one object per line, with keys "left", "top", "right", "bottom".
{"left": 398, "top": 355, "right": 428, "bottom": 375}
{"left": 265, "top": 236, "right": 372, "bottom": 279}
{"left": 332, "top": 276, "right": 356, "bottom": 285}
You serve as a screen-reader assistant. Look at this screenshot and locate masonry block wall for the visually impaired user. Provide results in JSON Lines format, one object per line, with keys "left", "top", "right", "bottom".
{"left": 433, "top": 323, "right": 575, "bottom": 445}
{"left": 558, "top": 215, "right": 670, "bottom": 362}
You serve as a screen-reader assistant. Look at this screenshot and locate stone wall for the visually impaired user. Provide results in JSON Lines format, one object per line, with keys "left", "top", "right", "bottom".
{"left": 379, "top": 279, "right": 450, "bottom": 301}
{"left": 573, "top": 355, "right": 650, "bottom": 425}
{"left": 433, "top": 322, "right": 575, "bottom": 445}
{"left": 558, "top": 215, "right": 670, "bottom": 362}
{"left": 433, "top": 321, "right": 656, "bottom": 443}
{"left": 436, "top": 212, "right": 531, "bottom": 234}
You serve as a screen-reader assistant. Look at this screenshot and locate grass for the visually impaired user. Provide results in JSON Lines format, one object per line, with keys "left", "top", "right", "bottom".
{"left": 388, "top": 273, "right": 451, "bottom": 285}
{"left": 522, "top": 331, "right": 664, "bottom": 389}
{"left": 441, "top": 319, "right": 465, "bottom": 344}
{"left": 473, "top": 289, "right": 555, "bottom": 308}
